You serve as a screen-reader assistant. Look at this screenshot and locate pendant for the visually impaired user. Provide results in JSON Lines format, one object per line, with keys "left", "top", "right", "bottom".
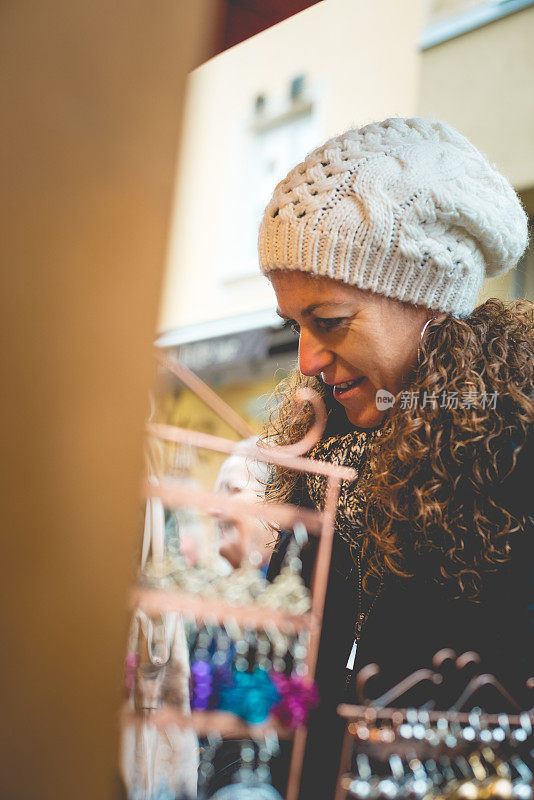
{"left": 346, "top": 639, "right": 357, "bottom": 670}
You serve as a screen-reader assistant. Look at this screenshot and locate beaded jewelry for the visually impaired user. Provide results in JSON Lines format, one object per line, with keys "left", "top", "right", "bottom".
{"left": 270, "top": 672, "right": 319, "bottom": 729}
{"left": 135, "top": 612, "right": 174, "bottom": 712}
{"left": 218, "top": 666, "right": 280, "bottom": 725}
{"left": 190, "top": 627, "right": 214, "bottom": 711}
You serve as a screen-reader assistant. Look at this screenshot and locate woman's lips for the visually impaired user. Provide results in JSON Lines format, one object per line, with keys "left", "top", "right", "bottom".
{"left": 332, "top": 376, "right": 366, "bottom": 400}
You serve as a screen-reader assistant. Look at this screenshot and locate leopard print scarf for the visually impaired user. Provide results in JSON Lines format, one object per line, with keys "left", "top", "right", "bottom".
{"left": 305, "top": 426, "right": 385, "bottom": 545}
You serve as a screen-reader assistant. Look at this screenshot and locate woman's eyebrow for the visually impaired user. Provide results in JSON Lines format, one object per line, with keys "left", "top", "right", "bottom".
{"left": 276, "top": 302, "right": 349, "bottom": 320}
{"left": 303, "top": 302, "right": 349, "bottom": 315}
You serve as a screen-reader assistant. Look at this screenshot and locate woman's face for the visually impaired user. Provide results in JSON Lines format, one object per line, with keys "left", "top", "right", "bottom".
{"left": 270, "top": 270, "right": 445, "bottom": 429}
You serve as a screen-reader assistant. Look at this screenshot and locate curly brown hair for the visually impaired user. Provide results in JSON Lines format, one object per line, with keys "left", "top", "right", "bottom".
{"left": 262, "top": 298, "right": 534, "bottom": 600}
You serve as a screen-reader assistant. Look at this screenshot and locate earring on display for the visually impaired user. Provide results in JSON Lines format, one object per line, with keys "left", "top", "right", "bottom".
{"left": 190, "top": 626, "right": 214, "bottom": 711}
{"left": 343, "top": 753, "right": 373, "bottom": 800}
{"left": 432, "top": 715, "right": 451, "bottom": 748}
{"left": 256, "top": 731, "right": 280, "bottom": 785}
{"left": 237, "top": 741, "right": 257, "bottom": 790}
{"left": 452, "top": 716, "right": 469, "bottom": 749}
{"left": 414, "top": 709, "right": 430, "bottom": 742}
{"left": 406, "top": 708, "right": 428, "bottom": 743}
{"left": 210, "top": 741, "right": 255, "bottom": 800}
{"left": 418, "top": 709, "right": 441, "bottom": 748}
{"left": 445, "top": 717, "right": 461, "bottom": 750}
{"left": 253, "top": 734, "right": 283, "bottom": 800}
{"left": 460, "top": 709, "right": 483, "bottom": 745}
{"left": 149, "top": 612, "right": 177, "bottom": 668}
{"left": 245, "top": 625, "right": 260, "bottom": 674}
{"left": 177, "top": 557, "right": 220, "bottom": 598}
{"left": 256, "top": 630, "right": 273, "bottom": 672}
{"left": 292, "top": 628, "right": 310, "bottom": 677}
{"left": 510, "top": 755, "right": 533, "bottom": 800}
{"left": 398, "top": 708, "right": 418, "bottom": 743}
{"left": 515, "top": 713, "right": 532, "bottom": 742}
{"left": 259, "top": 523, "right": 311, "bottom": 614}
{"left": 387, "top": 755, "right": 405, "bottom": 798}
{"left": 197, "top": 733, "right": 221, "bottom": 800}
{"left": 217, "top": 522, "right": 267, "bottom": 606}
{"left": 210, "top": 625, "right": 234, "bottom": 704}
{"left": 448, "top": 754, "right": 482, "bottom": 800}
{"left": 424, "top": 758, "right": 446, "bottom": 800}
{"left": 142, "top": 516, "right": 228, "bottom": 597}
{"left": 233, "top": 625, "right": 252, "bottom": 673}
{"left": 374, "top": 767, "right": 399, "bottom": 800}
{"left": 490, "top": 713, "right": 509, "bottom": 745}
{"left": 479, "top": 748, "right": 516, "bottom": 800}
{"left": 264, "top": 622, "right": 290, "bottom": 674}
{"left": 269, "top": 628, "right": 319, "bottom": 731}
{"left": 350, "top": 718, "right": 371, "bottom": 744}
{"left": 142, "top": 550, "right": 187, "bottom": 591}
{"left": 404, "top": 757, "right": 433, "bottom": 800}
{"left": 134, "top": 612, "right": 170, "bottom": 712}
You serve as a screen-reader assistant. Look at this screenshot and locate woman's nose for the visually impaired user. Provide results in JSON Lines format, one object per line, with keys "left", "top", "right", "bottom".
{"left": 298, "top": 328, "right": 334, "bottom": 376}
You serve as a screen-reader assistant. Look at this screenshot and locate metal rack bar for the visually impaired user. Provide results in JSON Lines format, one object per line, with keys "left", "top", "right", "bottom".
{"left": 121, "top": 706, "right": 294, "bottom": 740}
{"left": 132, "top": 587, "right": 317, "bottom": 633}
{"left": 157, "top": 354, "right": 255, "bottom": 439}
{"left": 305, "top": 476, "right": 340, "bottom": 675}
{"left": 148, "top": 422, "right": 357, "bottom": 481}
{"left": 147, "top": 478, "right": 325, "bottom": 533}
{"left": 337, "top": 703, "right": 534, "bottom": 726}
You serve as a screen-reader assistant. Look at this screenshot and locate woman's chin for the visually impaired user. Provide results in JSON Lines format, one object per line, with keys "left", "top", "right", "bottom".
{"left": 345, "top": 407, "right": 386, "bottom": 429}
{"left": 335, "top": 383, "right": 387, "bottom": 429}
{"left": 343, "top": 394, "right": 387, "bottom": 428}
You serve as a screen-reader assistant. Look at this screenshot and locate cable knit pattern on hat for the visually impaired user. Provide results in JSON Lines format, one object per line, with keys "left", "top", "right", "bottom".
{"left": 258, "top": 117, "right": 529, "bottom": 318}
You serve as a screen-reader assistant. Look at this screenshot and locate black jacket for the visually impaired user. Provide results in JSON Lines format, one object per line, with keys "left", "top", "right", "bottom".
{"left": 266, "top": 431, "right": 534, "bottom": 800}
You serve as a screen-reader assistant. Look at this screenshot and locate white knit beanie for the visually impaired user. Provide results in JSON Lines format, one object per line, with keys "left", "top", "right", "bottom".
{"left": 258, "top": 117, "right": 529, "bottom": 318}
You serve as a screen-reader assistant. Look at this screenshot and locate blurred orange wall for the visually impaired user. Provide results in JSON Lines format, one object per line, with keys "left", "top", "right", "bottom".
{"left": 0, "top": 2, "right": 220, "bottom": 798}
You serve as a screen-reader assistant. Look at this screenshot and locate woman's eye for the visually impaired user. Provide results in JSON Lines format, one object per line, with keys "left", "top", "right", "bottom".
{"left": 281, "top": 317, "right": 345, "bottom": 334}
{"left": 315, "top": 317, "right": 345, "bottom": 331}
{"left": 282, "top": 319, "right": 300, "bottom": 334}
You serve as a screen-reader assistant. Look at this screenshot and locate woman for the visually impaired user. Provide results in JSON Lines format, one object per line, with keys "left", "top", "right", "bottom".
{"left": 258, "top": 118, "right": 533, "bottom": 798}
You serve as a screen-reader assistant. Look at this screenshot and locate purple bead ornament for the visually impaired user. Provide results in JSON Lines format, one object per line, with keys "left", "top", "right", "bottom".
{"left": 191, "top": 659, "right": 213, "bottom": 710}
{"left": 270, "top": 673, "right": 319, "bottom": 729}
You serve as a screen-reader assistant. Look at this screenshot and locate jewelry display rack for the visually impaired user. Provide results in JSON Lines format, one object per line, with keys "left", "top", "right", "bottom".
{"left": 334, "top": 650, "right": 534, "bottom": 800}
{"left": 121, "top": 355, "right": 357, "bottom": 800}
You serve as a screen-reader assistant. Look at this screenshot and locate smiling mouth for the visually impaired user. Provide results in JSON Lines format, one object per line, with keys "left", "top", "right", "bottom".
{"left": 334, "top": 377, "right": 365, "bottom": 394}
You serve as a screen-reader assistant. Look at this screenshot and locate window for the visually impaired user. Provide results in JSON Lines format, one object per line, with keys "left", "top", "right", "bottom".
{"left": 420, "top": 0, "right": 534, "bottom": 49}
{"left": 221, "top": 76, "right": 323, "bottom": 283}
